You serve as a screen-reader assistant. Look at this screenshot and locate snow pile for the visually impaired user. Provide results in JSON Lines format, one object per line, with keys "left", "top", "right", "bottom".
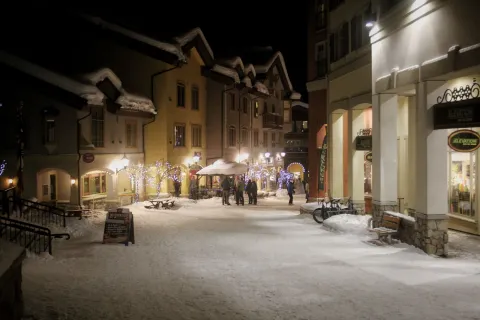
{"left": 254, "top": 81, "right": 269, "bottom": 95}
{"left": 0, "top": 50, "right": 104, "bottom": 105}
{"left": 276, "top": 188, "right": 289, "bottom": 198}
{"left": 290, "top": 92, "right": 302, "bottom": 100}
{"left": 323, "top": 214, "right": 372, "bottom": 236}
{"left": 196, "top": 159, "right": 247, "bottom": 175}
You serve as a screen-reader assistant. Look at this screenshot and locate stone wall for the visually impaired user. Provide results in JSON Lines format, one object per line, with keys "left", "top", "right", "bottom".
{"left": 372, "top": 202, "right": 398, "bottom": 228}
{"left": 414, "top": 212, "right": 449, "bottom": 256}
{"left": 0, "top": 244, "right": 25, "bottom": 320}
{"left": 352, "top": 201, "right": 365, "bottom": 215}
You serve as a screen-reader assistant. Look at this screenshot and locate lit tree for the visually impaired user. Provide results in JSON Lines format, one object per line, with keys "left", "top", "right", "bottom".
{"left": 277, "top": 169, "right": 293, "bottom": 189}
{"left": 149, "top": 160, "right": 174, "bottom": 197}
{"left": 126, "top": 164, "right": 149, "bottom": 203}
{"left": 0, "top": 160, "right": 6, "bottom": 176}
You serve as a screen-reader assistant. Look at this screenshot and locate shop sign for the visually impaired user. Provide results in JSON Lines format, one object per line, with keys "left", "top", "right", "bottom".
{"left": 448, "top": 130, "right": 480, "bottom": 152}
{"left": 355, "top": 136, "right": 372, "bottom": 151}
{"left": 365, "top": 152, "right": 372, "bottom": 162}
{"left": 82, "top": 153, "right": 95, "bottom": 163}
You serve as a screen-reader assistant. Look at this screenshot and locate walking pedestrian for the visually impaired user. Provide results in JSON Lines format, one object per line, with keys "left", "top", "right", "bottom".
{"left": 236, "top": 177, "right": 245, "bottom": 206}
{"left": 287, "top": 179, "right": 294, "bottom": 205}
{"left": 246, "top": 180, "right": 252, "bottom": 204}
{"left": 251, "top": 179, "right": 258, "bottom": 205}
{"left": 305, "top": 181, "right": 309, "bottom": 203}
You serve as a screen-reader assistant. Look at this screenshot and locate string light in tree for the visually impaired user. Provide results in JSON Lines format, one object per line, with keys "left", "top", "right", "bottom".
{"left": 126, "top": 164, "right": 149, "bottom": 203}
{"left": 277, "top": 169, "right": 293, "bottom": 188}
{"left": 0, "top": 160, "right": 6, "bottom": 176}
{"left": 148, "top": 160, "right": 176, "bottom": 197}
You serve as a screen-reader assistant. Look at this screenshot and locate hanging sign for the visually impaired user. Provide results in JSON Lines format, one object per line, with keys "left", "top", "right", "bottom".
{"left": 448, "top": 129, "right": 480, "bottom": 152}
{"left": 102, "top": 208, "right": 135, "bottom": 246}
{"left": 318, "top": 134, "right": 328, "bottom": 191}
{"left": 365, "top": 152, "right": 372, "bottom": 162}
{"left": 83, "top": 153, "right": 95, "bottom": 163}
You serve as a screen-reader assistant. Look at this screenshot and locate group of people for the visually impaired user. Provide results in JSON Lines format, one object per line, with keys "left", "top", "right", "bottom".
{"left": 221, "top": 177, "right": 258, "bottom": 206}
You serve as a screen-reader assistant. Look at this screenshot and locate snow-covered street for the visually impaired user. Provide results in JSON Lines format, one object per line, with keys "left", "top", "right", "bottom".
{"left": 23, "top": 197, "right": 480, "bottom": 320}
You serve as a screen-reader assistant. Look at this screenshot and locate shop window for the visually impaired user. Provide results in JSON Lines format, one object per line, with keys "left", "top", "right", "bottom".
{"left": 449, "top": 151, "right": 476, "bottom": 220}
{"left": 82, "top": 172, "right": 107, "bottom": 197}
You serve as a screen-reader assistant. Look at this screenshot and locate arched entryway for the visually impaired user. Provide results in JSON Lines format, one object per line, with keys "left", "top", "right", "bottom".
{"left": 287, "top": 162, "right": 306, "bottom": 180}
{"left": 36, "top": 168, "right": 73, "bottom": 203}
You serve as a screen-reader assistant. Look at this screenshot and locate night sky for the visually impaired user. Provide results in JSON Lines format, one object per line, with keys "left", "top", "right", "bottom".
{"left": 74, "top": 2, "right": 309, "bottom": 101}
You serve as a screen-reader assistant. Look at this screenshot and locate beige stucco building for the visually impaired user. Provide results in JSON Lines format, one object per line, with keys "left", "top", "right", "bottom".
{"left": 370, "top": 0, "right": 480, "bottom": 255}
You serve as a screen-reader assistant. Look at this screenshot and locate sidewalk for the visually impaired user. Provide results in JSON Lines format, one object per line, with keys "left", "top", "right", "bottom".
{"left": 448, "top": 230, "right": 480, "bottom": 260}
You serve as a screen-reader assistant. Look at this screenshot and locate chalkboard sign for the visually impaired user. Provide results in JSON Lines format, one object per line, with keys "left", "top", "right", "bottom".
{"left": 102, "top": 208, "right": 135, "bottom": 246}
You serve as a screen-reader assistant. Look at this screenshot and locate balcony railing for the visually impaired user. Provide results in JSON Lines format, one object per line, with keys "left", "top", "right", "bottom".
{"left": 263, "top": 113, "right": 283, "bottom": 129}
{"left": 284, "top": 147, "right": 308, "bottom": 153}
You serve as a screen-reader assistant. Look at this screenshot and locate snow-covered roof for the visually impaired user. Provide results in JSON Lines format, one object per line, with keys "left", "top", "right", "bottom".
{"left": 242, "top": 76, "right": 252, "bottom": 87}
{"left": 292, "top": 101, "right": 308, "bottom": 108}
{"left": 196, "top": 160, "right": 248, "bottom": 175}
{"left": 0, "top": 50, "right": 104, "bottom": 105}
{"left": 80, "top": 15, "right": 186, "bottom": 63}
{"left": 174, "top": 28, "right": 214, "bottom": 60}
{"left": 244, "top": 64, "right": 256, "bottom": 77}
{"left": 222, "top": 56, "right": 245, "bottom": 71}
{"left": 254, "top": 52, "right": 293, "bottom": 91}
{"left": 254, "top": 81, "right": 270, "bottom": 95}
{"left": 84, "top": 68, "right": 156, "bottom": 114}
{"left": 212, "top": 64, "right": 240, "bottom": 83}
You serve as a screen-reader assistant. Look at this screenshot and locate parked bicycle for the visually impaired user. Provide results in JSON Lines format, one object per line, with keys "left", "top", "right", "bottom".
{"left": 312, "top": 198, "right": 341, "bottom": 224}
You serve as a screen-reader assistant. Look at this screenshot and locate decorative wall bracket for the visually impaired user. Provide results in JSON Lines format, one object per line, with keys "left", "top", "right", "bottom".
{"left": 437, "top": 79, "right": 480, "bottom": 103}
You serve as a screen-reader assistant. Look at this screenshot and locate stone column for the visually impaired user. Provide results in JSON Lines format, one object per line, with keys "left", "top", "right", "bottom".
{"left": 348, "top": 108, "right": 365, "bottom": 214}
{"left": 330, "top": 111, "right": 344, "bottom": 198}
{"left": 413, "top": 81, "right": 449, "bottom": 256}
{"left": 407, "top": 96, "right": 417, "bottom": 216}
{"left": 372, "top": 94, "right": 398, "bottom": 226}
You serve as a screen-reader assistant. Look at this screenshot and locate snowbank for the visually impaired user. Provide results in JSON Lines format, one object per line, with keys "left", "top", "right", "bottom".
{"left": 323, "top": 214, "right": 371, "bottom": 236}
{"left": 276, "top": 189, "right": 289, "bottom": 198}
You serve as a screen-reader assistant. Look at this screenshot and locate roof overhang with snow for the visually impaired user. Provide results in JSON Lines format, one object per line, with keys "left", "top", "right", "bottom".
{"left": 254, "top": 52, "right": 293, "bottom": 92}
{"left": 175, "top": 28, "right": 214, "bottom": 67}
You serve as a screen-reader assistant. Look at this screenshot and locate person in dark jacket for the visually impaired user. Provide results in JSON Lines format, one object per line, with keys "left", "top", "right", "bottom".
{"left": 287, "top": 179, "right": 294, "bottom": 205}
{"left": 251, "top": 179, "right": 258, "bottom": 205}
{"left": 174, "top": 180, "right": 181, "bottom": 198}
{"left": 246, "top": 180, "right": 252, "bottom": 204}
{"left": 221, "top": 177, "right": 231, "bottom": 205}
{"left": 236, "top": 177, "right": 245, "bottom": 206}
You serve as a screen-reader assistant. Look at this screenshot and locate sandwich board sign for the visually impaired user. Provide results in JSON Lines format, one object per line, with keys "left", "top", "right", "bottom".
{"left": 102, "top": 207, "right": 135, "bottom": 246}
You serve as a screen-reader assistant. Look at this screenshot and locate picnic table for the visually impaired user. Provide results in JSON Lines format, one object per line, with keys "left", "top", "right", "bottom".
{"left": 144, "top": 198, "right": 175, "bottom": 210}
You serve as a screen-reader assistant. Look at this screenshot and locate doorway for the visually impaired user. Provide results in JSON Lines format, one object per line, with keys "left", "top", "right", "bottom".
{"left": 49, "top": 174, "right": 57, "bottom": 201}
{"left": 448, "top": 151, "right": 476, "bottom": 219}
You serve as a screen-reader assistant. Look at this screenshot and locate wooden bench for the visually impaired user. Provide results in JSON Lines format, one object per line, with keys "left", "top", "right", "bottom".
{"left": 369, "top": 214, "right": 401, "bottom": 244}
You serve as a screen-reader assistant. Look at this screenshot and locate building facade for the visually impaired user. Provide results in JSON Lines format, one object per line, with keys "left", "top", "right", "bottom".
{"left": 306, "top": 0, "right": 329, "bottom": 199}
{"left": 370, "top": 0, "right": 480, "bottom": 254}
{"left": 284, "top": 101, "right": 309, "bottom": 181}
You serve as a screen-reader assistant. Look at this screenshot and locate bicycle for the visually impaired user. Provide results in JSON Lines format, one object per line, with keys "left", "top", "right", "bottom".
{"left": 312, "top": 198, "right": 338, "bottom": 223}
{"left": 345, "top": 197, "right": 358, "bottom": 215}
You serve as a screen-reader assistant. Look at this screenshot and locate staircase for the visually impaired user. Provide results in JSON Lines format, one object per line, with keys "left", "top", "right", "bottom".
{"left": 0, "top": 188, "right": 71, "bottom": 255}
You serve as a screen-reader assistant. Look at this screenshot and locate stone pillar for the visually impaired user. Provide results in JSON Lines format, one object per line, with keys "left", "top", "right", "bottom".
{"left": 413, "top": 81, "right": 449, "bottom": 256}
{"left": 372, "top": 94, "right": 398, "bottom": 226}
{"left": 330, "top": 111, "right": 344, "bottom": 198}
{"left": 348, "top": 108, "right": 365, "bottom": 214}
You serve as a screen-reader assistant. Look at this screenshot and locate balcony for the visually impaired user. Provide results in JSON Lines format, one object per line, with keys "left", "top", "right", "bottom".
{"left": 263, "top": 112, "right": 283, "bottom": 129}
{"left": 284, "top": 146, "right": 308, "bottom": 153}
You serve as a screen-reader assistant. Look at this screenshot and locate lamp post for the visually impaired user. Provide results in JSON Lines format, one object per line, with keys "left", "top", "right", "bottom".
{"left": 116, "top": 154, "right": 130, "bottom": 174}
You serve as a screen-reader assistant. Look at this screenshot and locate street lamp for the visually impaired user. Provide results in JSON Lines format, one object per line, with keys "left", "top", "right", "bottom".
{"left": 192, "top": 155, "right": 200, "bottom": 164}
{"left": 116, "top": 154, "right": 129, "bottom": 173}
{"left": 264, "top": 152, "right": 271, "bottom": 158}
{"left": 280, "top": 152, "right": 286, "bottom": 157}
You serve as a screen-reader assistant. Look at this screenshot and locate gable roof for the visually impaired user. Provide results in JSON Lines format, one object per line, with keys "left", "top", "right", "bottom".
{"left": 0, "top": 50, "right": 104, "bottom": 106}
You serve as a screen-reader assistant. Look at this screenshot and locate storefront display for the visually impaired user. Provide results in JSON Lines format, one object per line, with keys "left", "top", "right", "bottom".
{"left": 448, "top": 150, "right": 476, "bottom": 220}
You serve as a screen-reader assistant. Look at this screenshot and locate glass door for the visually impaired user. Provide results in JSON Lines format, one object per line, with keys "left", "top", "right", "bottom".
{"left": 449, "top": 151, "right": 476, "bottom": 220}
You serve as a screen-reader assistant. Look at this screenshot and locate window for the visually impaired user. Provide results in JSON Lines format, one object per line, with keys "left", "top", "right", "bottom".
{"left": 228, "top": 126, "right": 236, "bottom": 147}
{"left": 330, "top": 22, "right": 349, "bottom": 62}
{"left": 264, "top": 102, "right": 268, "bottom": 114}
{"left": 91, "top": 107, "right": 104, "bottom": 147}
{"left": 191, "top": 124, "right": 202, "bottom": 147}
{"left": 315, "top": 42, "right": 327, "bottom": 77}
{"left": 315, "top": 0, "right": 326, "bottom": 30}
{"left": 263, "top": 131, "right": 268, "bottom": 146}
{"left": 329, "top": 33, "right": 336, "bottom": 63}
{"left": 350, "top": 15, "right": 362, "bottom": 52}
{"left": 174, "top": 124, "right": 186, "bottom": 147}
{"left": 241, "top": 127, "right": 248, "bottom": 146}
{"left": 229, "top": 93, "right": 236, "bottom": 111}
{"left": 243, "top": 97, "right": 248, "bottom": 114}
{"left": 44, "top": 119, "right": 55, "bottom": 143}
{"left": 191, "top": 86, "right": 199, "bottom": 110}
{"left": 82, "top": 172, "right": 107, "bottom": 197}
{"left": 254, "top": 101, "right": 259, "bottom": 118}
{"left": 177, "top": 83, "right": 185, "bottom": 107}
{"left": 125, "top": 120, "right": 137, "bottom": 148}
{"left": 253, "top": 130, "right": 259, "bottom": 147}
{"left": 271, "top": 132, "right": 276, "bottom": 147}
{"left": 272, "top": 104, "right": 276, "bottom": 114}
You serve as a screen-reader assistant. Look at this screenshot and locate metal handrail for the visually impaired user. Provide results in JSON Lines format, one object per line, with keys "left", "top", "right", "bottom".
{"left": 8, "top": 196, "right": 67, "bottom": 227}
{"left": 0, "top": 216, "right": 70, "bottom": 255}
